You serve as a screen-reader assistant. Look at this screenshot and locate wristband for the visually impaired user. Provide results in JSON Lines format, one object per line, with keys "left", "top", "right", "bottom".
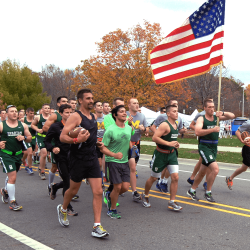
{"left": 24, "top": 136, "right": 27, "bottom": 140}
{"left": 222, "top": 111, "right": 224, "bottom": 116}
{"left": 73, "top": 138, "right": 78, "bottom": 144}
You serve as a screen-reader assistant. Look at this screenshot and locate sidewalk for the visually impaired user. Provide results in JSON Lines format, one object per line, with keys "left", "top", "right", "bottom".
{"left": 140, "top": 141, "right": 242, "bottom": 153}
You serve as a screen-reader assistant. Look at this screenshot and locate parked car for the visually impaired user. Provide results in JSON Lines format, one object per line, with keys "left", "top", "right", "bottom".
{"left": 231, "top": 117, "right": 249, "bottom": 135}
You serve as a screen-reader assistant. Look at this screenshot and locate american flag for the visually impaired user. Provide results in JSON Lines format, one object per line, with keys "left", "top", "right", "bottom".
{"left": 150, "top": 0, "right": 225, "bottom": 84}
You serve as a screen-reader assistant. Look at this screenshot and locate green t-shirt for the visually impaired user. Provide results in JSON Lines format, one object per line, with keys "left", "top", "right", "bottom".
{"left": 102, "top": 123, "right": 132, "bottom": 163}
{"left": 103, "top": 113, "right": 135, "bottom": 135}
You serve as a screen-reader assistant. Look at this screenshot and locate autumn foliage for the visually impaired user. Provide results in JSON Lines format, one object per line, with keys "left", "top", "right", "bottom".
{"left": 72, "top": 21, "right": 192, "bottom": 110}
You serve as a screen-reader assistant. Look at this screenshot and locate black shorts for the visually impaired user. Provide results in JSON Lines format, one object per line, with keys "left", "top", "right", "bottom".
{"left": 105, "top": 162, "right": 130, "bottom": 184}
{"left": 128, "top": 141, "right": 141, "bottom": 163}
{"left": 96, "top": 146, "right": 103, "bottom": 159}
{"left": 69, "top": 156, "right": 101, "bottom": 183}
{"left": 242, "top": 145, "right": 250, "bottom": 167}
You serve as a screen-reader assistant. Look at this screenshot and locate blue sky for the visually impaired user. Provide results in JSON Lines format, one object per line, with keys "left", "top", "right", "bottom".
{"left": 0, "top": 0, "right": 249, "bottom": 86}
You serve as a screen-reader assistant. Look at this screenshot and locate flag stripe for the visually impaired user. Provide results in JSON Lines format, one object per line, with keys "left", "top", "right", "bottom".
{"left": 155, "top": 52, "right": 222, "bottom": 81}
{"left": 150, "top": 24, "right": 223, "bottom": 60}
{"left": 165, "top": 22, "right": 191, "bottom": 38}
{"left": 151, "top": 33, "right": 223, "bottom": 70}
{"left": 155, "top": 56, "right": 222, "bottom": 84}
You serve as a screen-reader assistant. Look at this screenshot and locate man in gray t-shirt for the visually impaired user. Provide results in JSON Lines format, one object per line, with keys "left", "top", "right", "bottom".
{"left": 153, "top": 113, "right": 183, "bottom": 130}
{"left": 127, "top": 98, "right": 149, "bottom": 202}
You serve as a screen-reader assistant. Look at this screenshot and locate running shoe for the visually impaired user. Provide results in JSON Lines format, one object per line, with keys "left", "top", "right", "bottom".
{"left": 103, "top": 189, "right": 108, "bottom": 204}
{"left": 225, "top": 177, "right": 233, "bottom": 190}
{"left": 38, "top": 168, "right": 41, "bottom": 175}
{"left": 67, "top": 207, "right": 78, "bottom": 216}
{"left": 187, "top": 189, "right": 199, "bottom": 201}
{"left": 168, "top": 201, "right": 182, "bottom": 211}
{"left": 91, "top": 225, "right": 109, "bottom": 238}
{"left": 107, "top": 209, "right": 121, "bottom": 219}
{"left": 57, "top": 204, "right": 69, "bottom": 227}
{"left": 203, "top": 182, "right": 207, "bottom": 191}
{"left": 119, "top": 193, "right": 125, "bottom": 197}
{"left": 35, "top": 161, "right": 40, "bottom": 164}
{"left": 47, "top": 185, "right": 51, "bottom": 196}
{"left": 142, "top": 193, "right": 151, "bottom": 208}
{"left": 161, "top": 182, "right": 168, "bottom": 193}
{"left": 28, "top": 168, "right": 34, "bottom": 175}
{"left": 72, "top": 194, "right": 79, "bottom": 200}
{"left": 9, "top": 200, "right": 23, "bottom": 211}
{"left": 135, "top": 170, "right": 138, "bottom": 178}
{"left": 132, "top": 191, "right": 141, "bottom": 202}
{"left": 204, "top": 192, "right": 215, "bottom": 202}
{"left": 50, "top": 184, "right": 57, "bottom": 200}
{"left": 105, "top": 191, "right": 111, "bottom": 210}
{"left": 187, "top": 177, "right": 194, "bottom": 185}
{"left": 156, "top": 182, "right": 162, "bottom": 192}
{"left": 40, "top": 172, "right": 46, "bottom": 180}
{"left": 1, "top": 188, "right": 9, "bottom": 204}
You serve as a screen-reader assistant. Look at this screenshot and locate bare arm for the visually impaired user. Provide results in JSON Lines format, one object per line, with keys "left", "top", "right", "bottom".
{"left": 152, "top": 122, "right": 179, "bottom": 148}
{"left": 216, "top": 111, "right": 235, "bottom": 121}
{"left": 99, "top": 145, "right": 123, "bottom": 160}
{"left": 235, "top": 129, "right": 246, "bottom": 145}
{"left": 195, "top": 116, "right": 220, "bottom": 136}
{"left": 189, "top": 120, "right": 196, "bottom": 130}
{"left": 31, "top": 115, "right": 43, "bottom": 133}
{"left": 60, "top": 112, "right": 90, "bottom": 144}
{"left": 43, "top": 113, "right": 57, "bottom": 132}
{"left": 150, "top": 124, "right": 157, "bottom": 133}
{"left": 15, "top": 123, "right": 32, "bottom": 143}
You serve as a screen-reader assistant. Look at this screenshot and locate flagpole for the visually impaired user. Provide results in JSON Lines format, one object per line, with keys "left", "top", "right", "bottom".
{"left": 217, "top": 62, "right": 223, "bottom": 126}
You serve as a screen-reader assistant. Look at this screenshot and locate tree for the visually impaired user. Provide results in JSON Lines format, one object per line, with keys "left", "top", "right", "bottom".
{"left": 0, "top": 60, "right": 50, "bottom": 111}
{"left": 39, "top": 65, "right": 76, "bottom": 108}
{"left": 72, "top": 20, "right": 192, "bottom": 110}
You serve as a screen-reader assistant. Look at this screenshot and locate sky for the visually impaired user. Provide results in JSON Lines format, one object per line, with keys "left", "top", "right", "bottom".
{"left": 1, "top": 0, "right": 249, "bottom": 86}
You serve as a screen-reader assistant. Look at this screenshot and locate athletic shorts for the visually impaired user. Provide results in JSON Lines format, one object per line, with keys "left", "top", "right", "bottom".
{"left": 128, "top": 141, "right": 140, "bottom": 163}
{"left": 69, "top": 156, "right": 101, "bottom": 183}
{"left": 105, "top": 162, "right": 130, "bottom": 184}
{"left": 242, "top": 145, "right": 250, "bottom": 167}
{"left": 0, "top": 154, "right": 21, "bottom": 173}
{"left": 151, "top": 149, "right": 178, "bottom": 175}
{"left": 96, "top": 146, "right": 103, "bottom": 159}
{"left": 24, "top": 139, "right": 36, "bottom": 151}
{"left": 198, "top": 144, "right": 217, "bottom": 166}
{"left": 36, "top": 136, "right": 46, "bottom": 149}
{"left": 51, "top": 152, "right": 57, "bottom": 164}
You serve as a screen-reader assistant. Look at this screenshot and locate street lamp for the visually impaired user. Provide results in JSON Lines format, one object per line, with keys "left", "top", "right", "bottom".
{"left": 239, "top": 101, "right": 242, "bottom": 112}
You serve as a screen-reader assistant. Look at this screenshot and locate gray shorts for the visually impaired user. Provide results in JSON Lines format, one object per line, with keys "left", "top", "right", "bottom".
{"left": 105, "top": 162, "right": 130, "bottom": 184}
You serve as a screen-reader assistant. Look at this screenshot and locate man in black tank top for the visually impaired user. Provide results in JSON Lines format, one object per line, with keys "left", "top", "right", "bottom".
{"left": 58, "top": 89, "right": 109, "bottom": 238}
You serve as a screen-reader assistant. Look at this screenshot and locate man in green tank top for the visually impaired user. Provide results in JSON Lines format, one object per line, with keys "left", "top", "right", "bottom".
{"left": 20, "top": 107, "right": 36, "bottom": 175}
{"left": 0, "top": 105, "right": 32, "bottom": 210}
{"left": 187, "top": 100, "right": 235, "bottom": 202}
{"left": 31, "top": 103, "right": 50, "bottom": 180}
{"left": 141, "top": 105, "right": 182, "bottom": 211}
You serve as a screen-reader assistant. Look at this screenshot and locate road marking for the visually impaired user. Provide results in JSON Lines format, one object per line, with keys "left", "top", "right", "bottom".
{"left": 0, "top": 222, "right": 54, "bottom": 250}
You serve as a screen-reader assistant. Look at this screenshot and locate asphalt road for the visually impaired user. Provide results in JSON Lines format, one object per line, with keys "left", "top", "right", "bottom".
{"left": 0, "top": 155, "right": 250, "bottom": 250}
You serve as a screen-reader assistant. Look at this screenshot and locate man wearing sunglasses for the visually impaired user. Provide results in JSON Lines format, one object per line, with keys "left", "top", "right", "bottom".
{"left": 0, "top": 105, "right": 32, "bottom": 210}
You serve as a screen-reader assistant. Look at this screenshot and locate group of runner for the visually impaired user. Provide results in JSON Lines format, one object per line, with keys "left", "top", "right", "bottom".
{"left": 2, "top": 88, "right": 250, "bottom": 239}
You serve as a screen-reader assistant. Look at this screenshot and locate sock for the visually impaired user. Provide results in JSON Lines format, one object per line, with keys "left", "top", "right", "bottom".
{"left": 103, "top": 173, "right": 105, "bottom": 177}
{"left": 49, "top": 171, "right": 55, "bottom": 187}
{"left": 7, "top": 183, "right": 15, "bottom": 201}
{"left": 5, "top": 176, "right": 9, "bottom": 191}
{"left": 190, "top": 188, "right": 196, "bottom": 193}
{"left": 94, "top": 223, "right": 101, "bottom": 227}
{"left": 158, "top": 178, "right": 162, "bottom": 184}
{"left": 170, "top": 200, "right": 174, "bottom": 203}
{"left": 206, "top": 190, "right": 211, "bottom": 194}
{"left": 61, "top": 207, "right": 67, "bottom": 213}
{"left": 163, "top": 177, "right": 168, "bottom": 184}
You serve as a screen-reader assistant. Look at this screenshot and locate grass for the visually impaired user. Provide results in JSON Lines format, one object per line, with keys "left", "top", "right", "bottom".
{"left": 141, "top": 135, "right": 243, "bottom": 147}
{"left": 140, "top": 145, "right": 242, "bottom": 164}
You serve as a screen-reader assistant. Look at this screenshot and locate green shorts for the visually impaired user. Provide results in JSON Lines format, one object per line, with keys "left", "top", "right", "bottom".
{"left": 0, "top": 153, "right": 22, "bottom": 173}
{"left": 51, "top": 152, "right": 57, "bottom": 164}
{"left": 36, "top": 136, "right": 46, "bottom": 149}
{"left": 24, "top": 138, "right": 36, "bottom": 151}
{"left": 198, "top": 144, "right": 217, "bottom": 166}
{"left": 151, "top": 149, "right": 178, "bottom": 173}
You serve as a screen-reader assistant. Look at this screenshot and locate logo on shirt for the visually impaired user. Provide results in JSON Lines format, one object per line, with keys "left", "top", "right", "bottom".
{"left": 9, "top": 165, "right": 13, "bottom": 170}
{"left": 209, "top": 155, "right": 213, "bottom": 159}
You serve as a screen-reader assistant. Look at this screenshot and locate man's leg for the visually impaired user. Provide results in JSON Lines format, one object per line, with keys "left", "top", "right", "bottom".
{"left": 206, "top": 161, "right": 219, "bottom": 192}
{"left": 169, "top": 172, "right": 179, "bottom": 201}
{"left": 39, "top": 148, "right": 47, "bottom": 179}
{"left": 62, "top": 180, "right": 81, "bottom": 210}
{"left": 89, "top": 178, "right": 103, "bottom": 223}
{"left": 189, "top": 157, "right": 202, "bottom": 180}
{"left": 129, "top": 158, "right": 136, "bottom": 191}
{"left": 226, "top": 164, "right": 248, "bottom": 190}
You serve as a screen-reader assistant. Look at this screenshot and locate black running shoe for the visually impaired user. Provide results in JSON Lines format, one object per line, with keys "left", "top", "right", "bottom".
{"left": 187, "top": 190, "right": 199, "bottom": 201}
{"left": 50, "top": 184, "right": 57, "bottom": 200}
{"left": 187, "top": 178, "right": 194, "bottom": 185}
{"left": 72, "top": 194, "right": 79, "bottom": 200}
{"left": 204, "top": 192, "right": 215, "bottom": 202}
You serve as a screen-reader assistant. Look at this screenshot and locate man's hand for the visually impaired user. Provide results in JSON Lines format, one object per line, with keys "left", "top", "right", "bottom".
{"left": 52, "top": 147, "right": 60, "bottom": 154}
{"left": 16, "top": 135, "right": 25, "bottom": 141}
{"left": 37, "top": 129, "right": 43, "bottom": 134}
{"left": 139, "top": 124, "right": 145, "bottom": 131}
{"left": 114, "top": 152, "right": 123, "bottom": 160}
{"left": 77, "top": 130, "right": 90, "bottom": 143}
{"left": 128, "top": 115, "right": 133, "bottom": 126}
{"left": 0, "top": 141, "right": 6, "bottom": 149}
{"left": 213, "top": 126, "right": 220, "bottom": 133}
{"left": 168, "top": 141, "right": 180, "bottom": 148}
{"left": 216, "top": 111, "right": 223, "bottom": 117}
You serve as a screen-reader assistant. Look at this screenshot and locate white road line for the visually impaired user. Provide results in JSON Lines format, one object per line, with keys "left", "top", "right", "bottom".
{"left": 137, "top": 164, "right": 250, "bottom": 182}
{"left": 0, "top": 222, "right": 54, "bottom": 250}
